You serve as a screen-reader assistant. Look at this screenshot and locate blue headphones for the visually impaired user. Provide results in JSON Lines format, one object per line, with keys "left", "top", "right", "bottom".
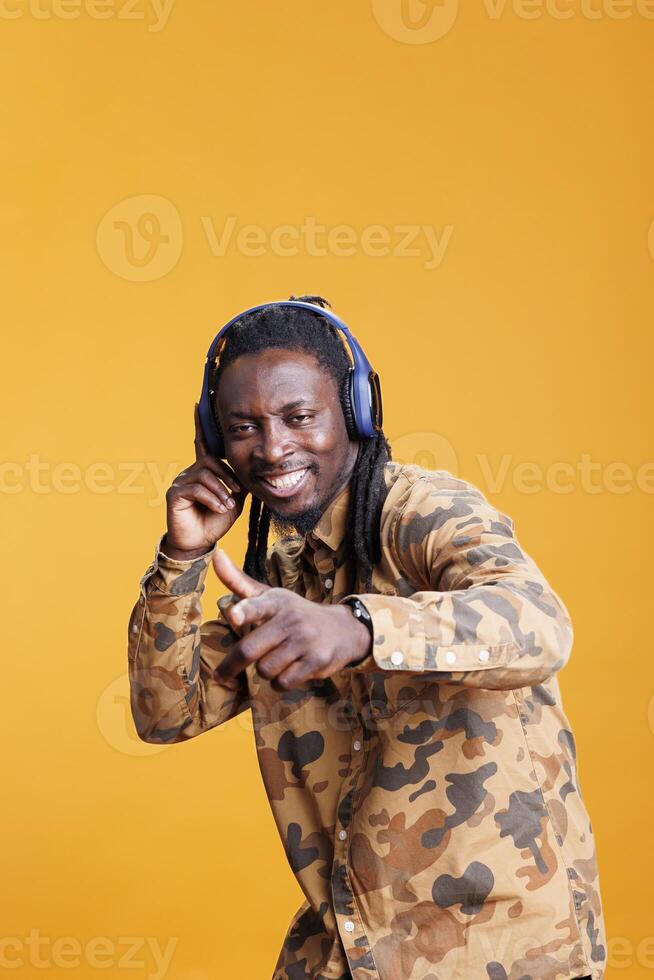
{"left": 198, "top": 300, "right": 383, "bottom": 459}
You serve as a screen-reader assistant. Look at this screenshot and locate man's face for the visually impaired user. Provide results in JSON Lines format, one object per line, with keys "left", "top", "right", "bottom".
{"left": 216, "top": 348, "right": 359, "bottom": 534}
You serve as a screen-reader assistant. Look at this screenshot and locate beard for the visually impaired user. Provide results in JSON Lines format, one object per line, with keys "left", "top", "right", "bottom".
{"left": 266, "top": 461, "right": 352, "bottom": 538}
{"left": 261, "top": 441, "right": 360, "bottom": 540}
{"left": 268, "top": 504, "right": 325, "bottom": 538}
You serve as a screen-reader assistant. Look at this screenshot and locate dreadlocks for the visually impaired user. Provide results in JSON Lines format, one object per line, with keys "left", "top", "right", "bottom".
{"left": 210, "top": 296, "right": 392, "bottom": 592}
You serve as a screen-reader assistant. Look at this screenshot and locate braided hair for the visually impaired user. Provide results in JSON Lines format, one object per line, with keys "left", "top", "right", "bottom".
{"left": 210, "top": 296, "right": 392, "bottom": 591}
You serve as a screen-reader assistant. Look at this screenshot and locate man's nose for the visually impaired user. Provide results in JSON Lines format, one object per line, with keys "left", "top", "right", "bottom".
{"left": 252, "top": 421, "right": 295, "bottom": 466}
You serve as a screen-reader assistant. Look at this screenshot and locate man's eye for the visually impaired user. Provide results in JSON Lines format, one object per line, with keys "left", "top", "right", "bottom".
{"left": 230, "top": 423, "right": 255, "bottom": 433}
{"left": 290, "top": 414, "right": 312, "bottom": 423}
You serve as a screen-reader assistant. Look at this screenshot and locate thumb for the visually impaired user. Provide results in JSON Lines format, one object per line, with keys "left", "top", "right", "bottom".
{"left": 212, "top": 548, "right": 269, "bottom": 598}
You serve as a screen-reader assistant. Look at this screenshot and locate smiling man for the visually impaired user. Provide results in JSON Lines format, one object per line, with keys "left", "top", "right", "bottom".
{"left": 127, "top": 297, "right": 606, "bottom": 980}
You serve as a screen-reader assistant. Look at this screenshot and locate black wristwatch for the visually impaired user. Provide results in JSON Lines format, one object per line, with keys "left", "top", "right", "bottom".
{"left": 342, "top": 597, "right": 374, "bottom": 665}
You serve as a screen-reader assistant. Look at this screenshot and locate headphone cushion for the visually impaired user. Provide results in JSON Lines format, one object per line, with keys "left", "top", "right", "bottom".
{"left": 339, "top": 370, "right": 358, "bottom": 440}
{"left": 199, "top": 386, "right": 225, "bottom": 458}
{"left": 211, "top": 407, "right": 225, "bottom": 458}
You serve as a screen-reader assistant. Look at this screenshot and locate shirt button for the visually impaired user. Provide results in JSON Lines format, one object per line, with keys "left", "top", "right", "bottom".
{"left": 338, "top": 829, "right": 347, "bottom": 840}
{"left": 390, "top": 650, "right": 404, "bottom": 666}
{"left": 478, "top": 649, "right": 490, "bottom": 662}
{"left": 445, "top": 650, "right": 457, "bottom": 665}
{"left": 132, "top": 623, "right": 139, "bottom": 634}
{"left": 344, "top": 920, "right": 355, "bottom": 933}
{"left": 352, "top": 739, "right": 361, "bottom": 752}
{"left": 324, "top": 577, "right": 333, "bottom": 590}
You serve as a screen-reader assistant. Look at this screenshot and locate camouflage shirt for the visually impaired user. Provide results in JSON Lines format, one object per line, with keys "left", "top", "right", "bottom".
{"left": 128, "top": 462, "right": 607, "bottom": 980}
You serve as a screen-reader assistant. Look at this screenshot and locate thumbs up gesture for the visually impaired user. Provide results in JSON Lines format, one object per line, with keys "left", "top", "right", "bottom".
{"left": 212, "top": 550, "right": 372, "bottom": 690}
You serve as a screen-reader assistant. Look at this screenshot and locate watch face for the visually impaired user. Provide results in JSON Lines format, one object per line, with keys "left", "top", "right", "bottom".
{"left": 348, "top": 599, "right": 372, "bottom": 631}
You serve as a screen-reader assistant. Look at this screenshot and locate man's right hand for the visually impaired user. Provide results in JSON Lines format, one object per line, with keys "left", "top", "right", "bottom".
{"left": 161, "top": 403, "right": 248, "bottom": 561}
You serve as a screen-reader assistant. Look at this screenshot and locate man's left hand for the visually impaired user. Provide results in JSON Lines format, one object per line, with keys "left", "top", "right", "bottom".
{"left": 212, "top": 549, "right": 372, "bottom": 690}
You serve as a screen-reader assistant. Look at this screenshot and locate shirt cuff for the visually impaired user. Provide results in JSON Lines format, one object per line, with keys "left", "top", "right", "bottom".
{"left": 140, "top": 534, "right": 216, "bottom": 597}
{"left": 340, "top": 593, "right": 513, "bottom": 675}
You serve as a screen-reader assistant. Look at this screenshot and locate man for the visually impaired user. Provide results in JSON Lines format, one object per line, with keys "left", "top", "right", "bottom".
{"left": 127, "top": 297, "right": 606, "bottom": 980}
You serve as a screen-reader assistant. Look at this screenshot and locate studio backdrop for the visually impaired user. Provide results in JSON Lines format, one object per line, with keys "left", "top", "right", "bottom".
{"left": 2, "top": 2, "right": 652, "bottom": 978}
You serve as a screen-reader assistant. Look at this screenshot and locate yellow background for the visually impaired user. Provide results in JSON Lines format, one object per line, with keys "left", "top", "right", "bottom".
{"left": 2, "top": 1, "right": 652, "bottom": 977}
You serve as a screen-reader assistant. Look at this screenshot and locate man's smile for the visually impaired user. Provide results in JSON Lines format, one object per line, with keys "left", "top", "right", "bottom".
{"left": 255, "top": 466, "right": 313, "bottom": 501}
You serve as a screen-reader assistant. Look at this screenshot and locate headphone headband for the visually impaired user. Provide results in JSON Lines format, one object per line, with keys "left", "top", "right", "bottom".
{"left": 198, "top": 300, "right": 383, "bottom": 458}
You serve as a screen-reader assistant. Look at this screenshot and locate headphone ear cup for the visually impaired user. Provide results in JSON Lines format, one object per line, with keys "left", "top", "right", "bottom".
{"left": 211, "top": 405, "right": 226, "bottom": 458}
{"left": 339, "top": 370, "right": 358, "bottom": 440}
{"left": 199, "top": 385, "right": 226, "bottom": 458}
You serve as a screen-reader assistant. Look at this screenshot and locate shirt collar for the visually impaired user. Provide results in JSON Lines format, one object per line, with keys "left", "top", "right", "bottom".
{"left": 306, "top": 480, "right": 351, "bottom": 553}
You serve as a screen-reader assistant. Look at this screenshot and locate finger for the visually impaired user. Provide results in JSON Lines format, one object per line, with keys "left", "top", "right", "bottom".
{"left": 213, "top": 548, "right": 269, "bottom": 599}
{"left": 192, "top": 467, "right": 237, "bottom": 510}
{"left": 217, "top": 620, "right": 289, "bottom": 680}
{"left": 214, "top": 459, "right": 243, "bottom": 495}
{"left": 192, "top": 453, "right": 243, "bottom": 494}
{"left": 216, "top": 465, "right": 243, "bottom": 496}
{"left": 170, "top": 468, "right": 189, "bottom": 488}
{"left": 273, "top": 658, "right": 316, "bottom": 691}
{"left": 172, "top": 482, "right": 230, "bottom": 514}
{"left": 194, "top": 401, "right": 210, "bottom": 461}
{"left": 171, "top": 459, "right": 241, "bottom": 498}
{"left": 225, "top": 590, "right": 280, "bottom": 629}
{"left": 254, "top": 639, "right": 302, "bottom": 683}
{"left": 193, "top": 400, "right": 244, "bottom": 496}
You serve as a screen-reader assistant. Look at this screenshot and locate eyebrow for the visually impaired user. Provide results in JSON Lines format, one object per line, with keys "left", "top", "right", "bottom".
{"left": 226, "top": 399, "right": 313, "bottom": 420}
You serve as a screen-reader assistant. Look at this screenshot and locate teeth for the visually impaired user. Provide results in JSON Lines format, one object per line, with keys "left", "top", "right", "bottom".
{"left": 264, "top": 468, "right": 308, "bottom": 490}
